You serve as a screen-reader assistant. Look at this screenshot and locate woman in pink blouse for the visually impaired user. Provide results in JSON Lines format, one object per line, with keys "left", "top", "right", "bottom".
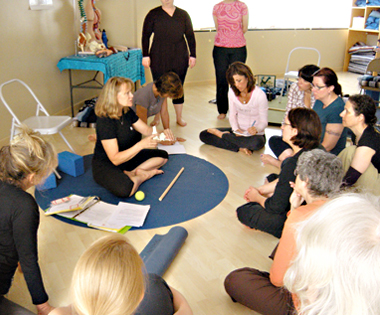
{"left": 212, "top": 0, "right": 249, "bottom": 119}
{"left": 200, "top": 62, "right": 268, "bottom": 155}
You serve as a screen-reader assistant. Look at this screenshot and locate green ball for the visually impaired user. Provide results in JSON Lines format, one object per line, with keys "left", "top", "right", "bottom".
{"left": 135, "top": 191, "right": 145, "bottom": 201}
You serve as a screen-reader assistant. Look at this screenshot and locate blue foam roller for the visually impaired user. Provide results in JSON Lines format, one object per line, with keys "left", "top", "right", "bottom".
{"left": 140, "top": 226, "right": 188, "bottom": 276}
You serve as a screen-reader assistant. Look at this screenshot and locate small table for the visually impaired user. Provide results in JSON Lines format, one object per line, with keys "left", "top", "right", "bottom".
{"left": 57, "top": 49, "right": 146, "bottom": 116}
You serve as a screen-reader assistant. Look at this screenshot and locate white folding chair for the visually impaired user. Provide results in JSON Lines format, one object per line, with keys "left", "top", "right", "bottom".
{"left": 280, "top": 47, "right": 321, "bottom": 102}
{"left": 0, "top": 79, "right": 74, "bottom": 152}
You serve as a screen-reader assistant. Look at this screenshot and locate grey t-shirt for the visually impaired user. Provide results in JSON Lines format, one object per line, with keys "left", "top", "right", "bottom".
{"left": 132, "top": 82, "right": 164, "bottom": 117}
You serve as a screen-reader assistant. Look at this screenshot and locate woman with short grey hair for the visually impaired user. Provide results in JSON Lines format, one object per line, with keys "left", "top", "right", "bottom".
{"left": 224, "top": 149, "right": 343, "bottom": 315}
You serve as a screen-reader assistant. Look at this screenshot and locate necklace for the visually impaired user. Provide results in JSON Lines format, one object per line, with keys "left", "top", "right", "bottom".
{"left": 240, "top": 92, "right": 250, "bottom": 104}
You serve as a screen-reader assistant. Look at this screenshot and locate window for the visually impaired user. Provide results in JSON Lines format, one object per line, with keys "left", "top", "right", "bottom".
{"left": 175, "top": 0, "right": 351, "bottom": 30}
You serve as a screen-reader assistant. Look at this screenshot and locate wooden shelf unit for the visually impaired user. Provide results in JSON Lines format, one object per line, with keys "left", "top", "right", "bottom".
{"left": 343, "top": 1, "right": 380, "bottom": 71}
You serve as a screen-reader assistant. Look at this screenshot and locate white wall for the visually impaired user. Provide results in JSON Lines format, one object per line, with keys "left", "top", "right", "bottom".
{"left": 0, "top": 0, "right": 347, "bottom": 142}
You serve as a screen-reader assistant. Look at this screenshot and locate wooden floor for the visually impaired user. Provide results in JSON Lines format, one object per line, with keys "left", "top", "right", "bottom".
{"left": 6, "top": 72, "right": 360, "bottom": 314}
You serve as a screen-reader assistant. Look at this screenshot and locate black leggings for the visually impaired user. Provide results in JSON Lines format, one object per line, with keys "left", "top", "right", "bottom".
{"left": 200, "top": 127, "right": 265, "bottom": 152}
{"left": 92, "top": 149, "right": 168, "bottom": 198}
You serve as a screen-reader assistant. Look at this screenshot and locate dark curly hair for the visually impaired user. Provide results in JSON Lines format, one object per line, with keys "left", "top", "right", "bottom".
{"left": 348, "top": 94, "right": 377, "bottom": 126}
{"left": 155, "top": 72, "right": 183, "bottom": 99}
{"left": 288, "top": 108, "right": 322, "bottom": 150}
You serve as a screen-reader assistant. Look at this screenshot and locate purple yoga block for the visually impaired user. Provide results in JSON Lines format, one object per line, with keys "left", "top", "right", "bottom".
{"left": 36, "top": 172, "right": 57, "bottom": 190}
{"left": 58, "top": 151, "right": 84, "bottom": 177}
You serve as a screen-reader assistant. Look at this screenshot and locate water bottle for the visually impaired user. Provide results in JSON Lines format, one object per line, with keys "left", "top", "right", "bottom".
{"left": 101, "top": 29, "right": 108, "bottom": 48}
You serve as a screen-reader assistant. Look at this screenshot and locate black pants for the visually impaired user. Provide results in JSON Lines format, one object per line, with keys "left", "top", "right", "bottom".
{"left": 213, "top": 46, "right": 247, "bottom": 114}
{"left": 268, "top": 135, "right": 291, "bottom": 158}
{"left": 200, "top": 128, "right": 265, "bottom": 152}
{"left": 92, "top": 149, "right": 168, "bottom": 198}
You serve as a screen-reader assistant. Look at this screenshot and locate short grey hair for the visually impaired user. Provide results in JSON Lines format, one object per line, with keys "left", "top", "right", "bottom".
{"left": 284, "top": 193, "right": 380, "bottom": 315}
{"left": 296, "top": 149, "right": 343, "bottom": 197}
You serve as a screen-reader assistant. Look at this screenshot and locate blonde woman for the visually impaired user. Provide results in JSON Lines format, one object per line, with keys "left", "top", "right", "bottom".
{"left": 0, "top": 125, "right": 57, "bottom": 315}
{"left": 50, "top": 234, "right": 193, "bottom": 315}
{"left": 92, "top": 77, "right": 173, "bottom": 198}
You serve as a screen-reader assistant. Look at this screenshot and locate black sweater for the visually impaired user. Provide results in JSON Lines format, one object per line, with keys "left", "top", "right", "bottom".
{"left": 0, "top": 180, "right": 48, "bottom": 305}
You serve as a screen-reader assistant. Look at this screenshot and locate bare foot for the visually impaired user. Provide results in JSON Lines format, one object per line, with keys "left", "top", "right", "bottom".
{"left": 128, "top": 168, "right": 164, "bottom": 196}
{"left": 260, "top": 154, "right": 279, "bottom": 166}
{"left": 150, "top": 119, "right": 160, "bottom": 127}
{"left": 176, "top": 118, "right": 187, "bottom": 127}
{"left": 135, "top": 169, "right": 164, "bottom": 185}
{"left": 217, "top": 113, "right": 226, "bottom": 120}
{"left": 88, "top": 133, "right": 97, "bottom": 142}
{"left": 239, "top": 148, "right": 253, "bottom": 156}
{"left": 207, "top": 128, "right": 228, "bottom": 138}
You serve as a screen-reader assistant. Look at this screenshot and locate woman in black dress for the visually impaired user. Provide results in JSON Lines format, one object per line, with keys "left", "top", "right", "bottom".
{"left": 142, "top": 0, "right": 196, "bottom": 127}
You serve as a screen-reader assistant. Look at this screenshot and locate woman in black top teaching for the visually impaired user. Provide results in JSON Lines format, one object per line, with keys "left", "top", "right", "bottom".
{"left": 142, "top": 0, "right": 196, "bottom": 127}
{"left": 0, "top": 125, "right": 57, "bottom": 315}
{"left": 92, "top": 77, "right": 172, "bottom": 198}
{"left": 339, "top": 94, "right": 380, "bottom": 195}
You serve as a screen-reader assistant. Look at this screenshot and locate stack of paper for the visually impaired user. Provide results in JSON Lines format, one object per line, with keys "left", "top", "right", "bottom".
{"left": 44, "top": 195, "right": 150, "bottom": 232}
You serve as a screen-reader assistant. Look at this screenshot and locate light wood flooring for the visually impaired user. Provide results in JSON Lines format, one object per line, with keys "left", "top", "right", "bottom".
{"left": 6, "top": 72, "right": 360, "bottom": 314}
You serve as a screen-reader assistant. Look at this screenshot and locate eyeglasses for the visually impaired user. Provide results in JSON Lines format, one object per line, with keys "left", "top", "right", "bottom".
{"left": 311, "top": 83, "right": 327, "bottom": 90}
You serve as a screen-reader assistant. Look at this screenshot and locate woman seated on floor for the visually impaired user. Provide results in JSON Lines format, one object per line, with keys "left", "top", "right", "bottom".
{"left": 199, "top": 61, "right": 268, "bottom": 156}
{"left": 262, "top": 67, "right": 347, "bottom": 169}
{"left": 261, "top": 64, "right": 320, "bottom": 167}
{"left": 225, "top": 149, "right": 343, "bottom": 314}
{"left": 132, "top": 72, "right": 183, "bottom": 129}
{"left": 339, "top": 94, "right": 380, "bottom": 195}
{"left": 88, "top": 72, "right": 183, "bottom": 142}
{"left": 49, "top": 234, "right": 193, "bottom": 315}
{"left": 284, "top": 193, "right": 380, "bottom": 315}
{"left": 92, "top": 76, "right": 173, "bottom": 198}
{"left": 236, "top": 107, "right": 322, "bottom": 238}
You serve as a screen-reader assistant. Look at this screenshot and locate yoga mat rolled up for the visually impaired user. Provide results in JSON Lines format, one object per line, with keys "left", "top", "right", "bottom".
{"left": 140, "top": 226, "right": 188, "bottom": 276}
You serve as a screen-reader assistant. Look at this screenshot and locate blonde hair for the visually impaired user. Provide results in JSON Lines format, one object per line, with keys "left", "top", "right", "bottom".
{"left": 95, "top": 77, "right": 134, "bottom": 119}
{"left": 0, "top": 124, "right": 57, "bottom": 187}
{"left": 284, "top": 193, "right": 380, "bottom": 315}
{"left": 71, "top": 234, "right": 145, "bottom": 315}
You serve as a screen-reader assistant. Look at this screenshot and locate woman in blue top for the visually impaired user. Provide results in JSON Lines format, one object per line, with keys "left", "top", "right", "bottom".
{"left": 339, "top": 94, "right": 380, "bottom": 195}
{"left": 312, "top": 67, "right": 347, "bottom": 155}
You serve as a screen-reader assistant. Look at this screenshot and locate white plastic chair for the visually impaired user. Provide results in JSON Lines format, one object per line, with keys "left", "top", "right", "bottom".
{"left": 0, "top": 79, "right": 74, "bottom": 152}
{"left": 280, "top": 47, "right": 321, "bottom": 101}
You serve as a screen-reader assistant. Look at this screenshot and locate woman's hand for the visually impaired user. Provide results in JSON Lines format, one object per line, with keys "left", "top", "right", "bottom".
{"left": 163, "top": 129, "right": 175, "bottom": 141}
{"left": 189, "top": 57, "right": 196, "bottom": 69}
{"left": 139, "top": 134, "right": 159, "bottom": 149}
{"left": 247, "top": 126, "right": 257, "bottom": 135}
{"left": 142, "top": 56, "right": 151, "bottom": 68}
{"left": 289, "top": 181, "right": 304, "bottom": 210}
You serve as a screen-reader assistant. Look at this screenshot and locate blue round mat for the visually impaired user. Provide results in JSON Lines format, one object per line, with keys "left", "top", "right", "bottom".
{"left": 35, "top": 154, "right": 229, "bottom": 230}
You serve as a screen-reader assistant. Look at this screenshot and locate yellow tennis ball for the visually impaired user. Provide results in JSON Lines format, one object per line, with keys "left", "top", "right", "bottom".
{"left": 135, "top": 191, "right": 145, "bottom": 201}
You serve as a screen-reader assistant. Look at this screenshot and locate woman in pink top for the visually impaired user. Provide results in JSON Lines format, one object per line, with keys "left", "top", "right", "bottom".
{"left": 200, "top": 62, "right": 268, "bottom": 155}
{"left": 224, "top": 149, "right": 343, "bottom": 315}
{"left": 212, "top": 0, "right": 249, "bottom": 119}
